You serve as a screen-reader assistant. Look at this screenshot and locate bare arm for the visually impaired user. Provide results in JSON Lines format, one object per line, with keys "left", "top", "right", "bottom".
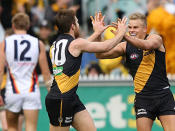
{"left": 38, "top": 41, "right": 52, "bottom": 90}
{"left": 69, "top": 30, "right": 125, "bottom": 57}
{"left": 87, "top": 11, "right": 109, "bottom": 42}
{"left": 69, "top": 17, "right": 127, "bottom": 57}
{"left": 96, "top": 42, "right": 126, "bottom": 59}
{"left": 124, "top": 34, "right": 163, "bottom": 50}
{"left": 87, "top": 32, "right": 102, "bottom": 42}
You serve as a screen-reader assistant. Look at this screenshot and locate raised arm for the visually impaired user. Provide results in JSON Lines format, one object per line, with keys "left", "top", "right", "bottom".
{"left": 69, "top": 17, "right": 127, "bottom": 57}
{"left": 124, "top": 34, "right": 164, "bottom": 51}
{"left": 87, "top": 11, "right": 109, "bottom": 42}
{"left": 38, "top": 41, "right": 52, "bottom": 90}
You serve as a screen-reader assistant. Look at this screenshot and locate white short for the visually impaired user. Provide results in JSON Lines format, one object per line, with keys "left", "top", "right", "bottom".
{"left": 5, "top": 91, "right": 42, "bottom": 113}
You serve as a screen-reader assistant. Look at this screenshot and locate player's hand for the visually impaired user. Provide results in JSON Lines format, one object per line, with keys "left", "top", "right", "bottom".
{"left": 110, "top": 18, "right": 120, "bottom": 35}
{"left": 0, "top": 95, "right": 4, "bottom": 106}
{"left": 90, "top": 11, "right": 110, "bottom": 35}
{"left": 111, "top": 17, "right": 127, "bottom": 36}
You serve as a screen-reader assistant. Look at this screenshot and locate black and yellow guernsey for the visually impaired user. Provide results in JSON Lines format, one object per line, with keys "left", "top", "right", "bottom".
{"left": 126, "top": 40, "right": 170, "bottom": 97}
{"left": 48, "top": 34, "right": 82, "bottom": 98}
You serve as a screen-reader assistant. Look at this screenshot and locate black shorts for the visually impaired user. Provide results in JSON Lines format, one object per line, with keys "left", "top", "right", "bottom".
{"left": 45, "top": 94, "right": 86, "bottom": 127}
{"left": 134, "top": 91, "right": 175, "bottom": 120}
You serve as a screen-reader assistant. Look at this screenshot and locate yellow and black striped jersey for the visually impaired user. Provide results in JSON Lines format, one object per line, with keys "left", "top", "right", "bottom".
{"left": 126, "top": 41, "right": 170, "bottom": 96}
{"left": 48, "top": 34, "right": 82, "bottom": 98}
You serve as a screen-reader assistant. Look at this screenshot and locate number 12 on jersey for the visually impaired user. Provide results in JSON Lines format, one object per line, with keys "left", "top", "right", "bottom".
{"left": 14, "top": 40, "right": 31, "bottom": 61}
{"left": 51, "top": 39, "right": 68, "bottom": 66}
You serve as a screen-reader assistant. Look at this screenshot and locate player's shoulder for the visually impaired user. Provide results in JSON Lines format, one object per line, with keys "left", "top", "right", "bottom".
{"left": 72, "top": 38, "right": 86, "bottom": 44}
{"left": 70, "top": 38, "right": 87, "bottom": 49}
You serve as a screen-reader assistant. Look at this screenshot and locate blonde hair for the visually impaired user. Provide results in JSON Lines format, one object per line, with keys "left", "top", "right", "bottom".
{"left": 12, "top": 13, "right": 30, "bottom": 30}
{"left": 129, "top": 12, "right": 147, "bottom": 26}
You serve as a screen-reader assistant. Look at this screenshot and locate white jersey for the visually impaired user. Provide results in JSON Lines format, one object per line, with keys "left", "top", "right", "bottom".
{"left": 5, "top": 34, "right": 40, "bottom": 94}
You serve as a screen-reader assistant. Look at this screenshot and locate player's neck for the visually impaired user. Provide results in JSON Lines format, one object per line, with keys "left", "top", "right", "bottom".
{"left": 67, "top": 30, "right": 75, "bottom": 39}
{"left": 14, "top": 30, "right": 27, "bottom": 35}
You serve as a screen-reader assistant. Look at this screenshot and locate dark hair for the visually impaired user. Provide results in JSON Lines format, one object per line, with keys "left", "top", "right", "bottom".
{"left": 12, "top": 13, "right": 30, "bottom": 30}
{"left": 55, "top": 9, "right": 76, "bottom": 34}
{"left": 86, "top": 62, "right": 103, "bottom": 76}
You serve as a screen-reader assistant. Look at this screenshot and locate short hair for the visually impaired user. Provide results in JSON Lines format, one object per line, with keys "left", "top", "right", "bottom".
{"left": 12, "top": 13, "right": 30, "bottom": 30}
{"left": 55, "top": 9, "right": 76, "bottom": 34}
{"left": 129, "top": 12, "right": 147, "bottom": 26}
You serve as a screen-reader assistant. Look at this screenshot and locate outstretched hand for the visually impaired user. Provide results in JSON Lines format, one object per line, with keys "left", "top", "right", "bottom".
{"left": 110, "top": 17, "right": 127, "bottom": 36}
{"left": 90, "top": 11, "right": 110, "bottom": 35}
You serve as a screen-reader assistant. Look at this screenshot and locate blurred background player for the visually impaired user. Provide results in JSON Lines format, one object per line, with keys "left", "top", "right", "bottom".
{"left": 147, "top": 0, "right": 175, "bottom": 74}
{"left": 85, "top": 62, "right": 104, "bottom": 77}
{"left": 0, "top": 28, "right": 25, "bottom": 131}
{"left": 0, "top": 12, "right": 52, "bottom": 131}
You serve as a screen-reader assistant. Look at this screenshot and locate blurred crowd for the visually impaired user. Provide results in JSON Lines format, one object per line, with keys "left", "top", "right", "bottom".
{"left": 0, "top": 0, "right": 175, "bottom": 77}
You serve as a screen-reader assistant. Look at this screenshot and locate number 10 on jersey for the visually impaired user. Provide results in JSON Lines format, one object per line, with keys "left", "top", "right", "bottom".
{"left": 50, "top": 39, "right": 68, "bottom": 66}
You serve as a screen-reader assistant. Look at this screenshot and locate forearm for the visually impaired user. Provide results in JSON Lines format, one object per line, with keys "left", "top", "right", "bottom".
{"left": 103, "top": 31, "right": 124, "bottom": 51}
{"left": 87, "top": 32, "right": 101, "bottom": 42}
{"left": 124, "top": 35, "right": 149, "bottom": 49}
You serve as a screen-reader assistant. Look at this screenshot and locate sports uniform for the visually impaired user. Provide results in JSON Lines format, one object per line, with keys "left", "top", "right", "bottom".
{"left": 126, "top": 37, "right": 175, "bottom": 120}
{"left": 45, "top": 34, "right": 85, "bottom": 127}
{"left": 5, "top": 34, "right": 41, "bottom": 113}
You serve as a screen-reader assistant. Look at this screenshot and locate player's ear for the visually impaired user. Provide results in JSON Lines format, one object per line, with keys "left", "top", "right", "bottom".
{"left": 143, "top": 26, "right": 147, "bottom": 34}
{"left": 71, "top": 23, "right": 76, "bottom": 30}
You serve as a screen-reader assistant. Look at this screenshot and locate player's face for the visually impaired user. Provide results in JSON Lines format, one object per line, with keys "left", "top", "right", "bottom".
{"left": 74, "top": 17, "right": 80, "bottom": 38}
{"left": 128, "top": 19, "right": 147, "bottom": 39}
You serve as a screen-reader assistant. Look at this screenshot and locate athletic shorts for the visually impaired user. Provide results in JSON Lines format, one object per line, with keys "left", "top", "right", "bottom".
{"left": 45, "top": 94, "right": 86, "bottom": 127}
{"left": 5, "top": 92, "right": 42, "bottom": 113}
{"left": 134, "top": 90, "right": 175, "bottom": 120}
